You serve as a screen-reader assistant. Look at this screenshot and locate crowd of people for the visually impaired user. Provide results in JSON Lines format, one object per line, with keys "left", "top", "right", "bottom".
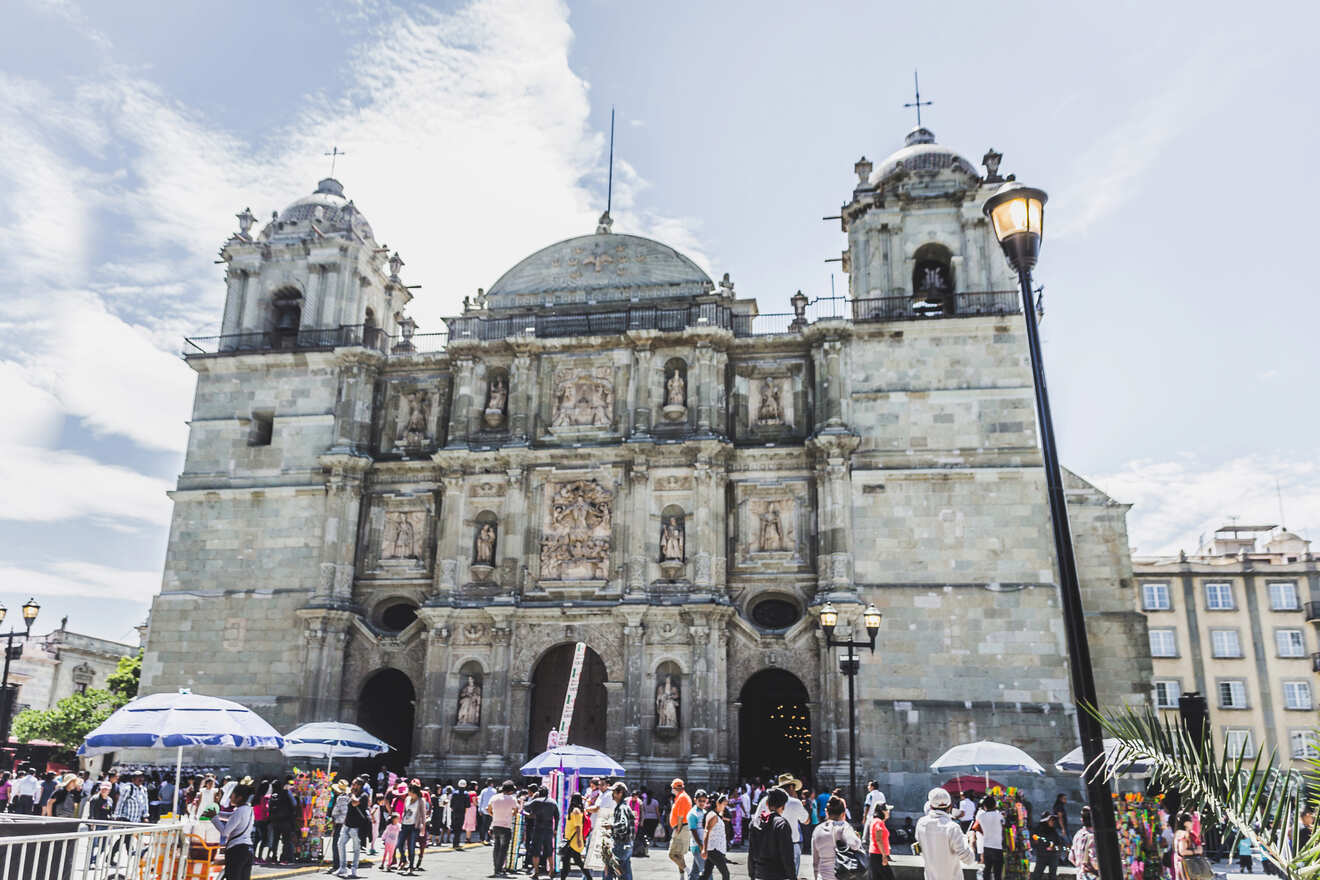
{"left": 3, "top": 762, "right": 1286, "bottom": 880}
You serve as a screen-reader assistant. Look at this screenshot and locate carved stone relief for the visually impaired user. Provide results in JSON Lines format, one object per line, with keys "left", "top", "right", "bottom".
{"left": 753, "top": 499, "right": 795, "bottom": 552}
{"left": 382, "top": 510, "right": 428, "bottom": 560}
{"left": 655, "top": 675, "right": 680, "bottom": 728}
{"left": 396, "top": 390, "right": 433, "bottom": 448}
{"left": 473, "top": 523, "right": 497, "bottom": 568}
{"left": 539, "top": 479, "right": 613, "bottom": 580}
{"left": 660, "top": 516, "right": 685, "bottom": 561}
{"left": 456, "top": 674, "right": 482, "bottom": 726}
{"left": 550, "top": 367, "right": 614, "bottom": 429}
{"left": 484, "top": 375, "right": 508, "bottom": 429}
{"left": 754, "top": 378, "right": 785, "bottom": 425}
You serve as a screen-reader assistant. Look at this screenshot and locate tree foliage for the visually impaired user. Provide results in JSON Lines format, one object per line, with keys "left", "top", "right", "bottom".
{"left": 1092, "top": 703, "right": 1318, "bottom": 880}
{"left": 11, "top": 689, "right": 125, "bottom": 749}
{"left": 106, "top": 651, "right": 142, "bottom": 700}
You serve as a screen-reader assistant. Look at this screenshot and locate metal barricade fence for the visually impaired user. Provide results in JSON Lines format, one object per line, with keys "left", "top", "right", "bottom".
{"left": 0, "top": 818, "right": 189, "bottom": 880}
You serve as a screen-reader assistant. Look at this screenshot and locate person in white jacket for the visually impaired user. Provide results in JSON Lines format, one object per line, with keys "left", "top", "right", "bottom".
{"left": 915, "top": 788, "right": 976, "bottom": 880}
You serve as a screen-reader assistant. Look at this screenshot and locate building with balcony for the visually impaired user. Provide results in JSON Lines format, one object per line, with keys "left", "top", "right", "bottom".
{"left": 1135, "top": 525, "right": 1320, "bottom": 767}
{"left": 139, "top": 125, "right": 1150, "bottom": 804}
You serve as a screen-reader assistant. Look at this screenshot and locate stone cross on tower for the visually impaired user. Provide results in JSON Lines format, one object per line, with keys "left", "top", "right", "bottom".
{"left": 903, "top": 70, "right": 933, "bottom": 127}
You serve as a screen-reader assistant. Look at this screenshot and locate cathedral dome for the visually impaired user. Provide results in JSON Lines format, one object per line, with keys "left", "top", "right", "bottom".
{"left": 868, "top": 127, "right": 981, "bottom": 190}
{"left": 485, "top": 216, "right": 713, "bottom": 309}
{"left": 271, "top": 178, "right": 374, "bottom": 240}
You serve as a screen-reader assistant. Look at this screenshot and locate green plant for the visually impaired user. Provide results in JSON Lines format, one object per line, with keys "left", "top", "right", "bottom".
{"left": 11, "top": 689, "right": 125, "bottom": 749}
{"left": 1091, "top": 703, "right": 1319, "bottom": 879}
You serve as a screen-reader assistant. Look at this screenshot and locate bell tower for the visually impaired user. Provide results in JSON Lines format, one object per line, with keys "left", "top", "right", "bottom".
{"left": 218, "top": 177, "right": 409, "bottom": 349}
{"left": 840, "top": 128, "right": 1019, "bottom": 312}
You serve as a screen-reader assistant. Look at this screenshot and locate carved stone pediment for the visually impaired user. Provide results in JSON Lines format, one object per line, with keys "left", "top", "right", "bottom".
{"left": 549, "top": 366, "right": 614, "bottom": 431}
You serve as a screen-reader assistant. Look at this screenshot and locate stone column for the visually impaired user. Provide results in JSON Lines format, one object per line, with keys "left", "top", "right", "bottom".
{"left": 686, "top": 622, "right": 712, "bottom": 781}
{"left": 447, "top": 356, "right": 475, "bottom": 448}
{"left": 220, "top": 269, "right": 249, "bottom": 337}
{"left": 489, "top": 613, "right": 517, "bottom": 763}
{"left": 691, "top": 459, "right": 717, "bottom": 590}
{"left": 627, "top": 464, "right": 650, "bottom": 595}
{"left": 620, "top": 612, "right": 646, "bottom": 763}
{"left": 808, "top": 434, "right": 860, "bottom": 594}
{"left": 434, "top": 474, "right": 465, "bottom": 595}
{"left": 694, "top": 343, "right": 715, "bottom": 434}
{"left": 509, "top": 352, "right": 533, "bottom": 444}
{"left": 630, "top": 347, "right": 654, "bottom": 437}
{"left": 296, "top": 609, "right": 355, "bottom": 722}
{"left": 501, "top": 467, "right": 527, "bottom": 592}
{"left": 315, "top": 456, "right": 370, "bottom": 606}
{"left": 815, "top": 337, "right": 848, "bottom": 430}
{"left": 413, "top": 609, "right": 453, "bottom": 771}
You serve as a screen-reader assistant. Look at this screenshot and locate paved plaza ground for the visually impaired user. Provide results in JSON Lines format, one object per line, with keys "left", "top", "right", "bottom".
{"left": 249, "top": 842, "right": 1261, "bottom": 880}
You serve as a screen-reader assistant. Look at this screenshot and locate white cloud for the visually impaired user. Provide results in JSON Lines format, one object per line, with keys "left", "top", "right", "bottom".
{"left": 0, "top": 561, "right": 159, "bottom": 603}
{"left": 1091, "top": 454, "right": 1320, "bottom": 556}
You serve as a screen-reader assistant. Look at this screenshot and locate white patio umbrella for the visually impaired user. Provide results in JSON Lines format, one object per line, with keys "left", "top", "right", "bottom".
{"left": 282, "top": 721, "right": 390, "bottom": 775}
{"left": 520, "top": 744, "right": 626, "bottom": 778}
{"left": 78, "top": 690, "right": 285, "bottom": 813}
{"left": 1055, "top": 738, "right": 1151, "bottom": 778}
{"left": 930, "top": 740, "right": 1047, "bottom": 792}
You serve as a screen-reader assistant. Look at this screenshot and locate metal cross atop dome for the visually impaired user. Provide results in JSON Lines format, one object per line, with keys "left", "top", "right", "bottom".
{"left": 904, "top": 70, "right": 933, "bottom": 126}
{"left": 323, "top": 146, "right": 347, "bottom": 177}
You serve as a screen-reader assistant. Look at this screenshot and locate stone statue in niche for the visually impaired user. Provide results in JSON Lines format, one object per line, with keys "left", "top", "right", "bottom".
{"left": 660, "top": 516, "right": 685, "bottom": 561}
{"left": 456, "top": 675, "right": 482, "bottom": 725}
{"left": 757, "top": 503, "right": 786, "bottom": 552}
{"left": 756, "top": 378, "right": 784, "bottom": 424}
{"left": 655, "top": 675, "right": 680, "bottom": 728}
{"left": 539, "top": 480, "right": 612, "bottom": 580}
{"left": 382, "top": 510, "right": 427, "bottom": 560}
{"left": 396, "top": 390, "right": 431, "bottom": 447}
{"left": 550, "top": 368, "right": 613, "bottom": 428}
{"left": 474, "top": 523, "right": 497, "bottom": 565}
{"left": 484, "top": 375, "right": 508, "bottom": 428}
{"left": 666, "top": 369, "right": 686, "bottom": 407}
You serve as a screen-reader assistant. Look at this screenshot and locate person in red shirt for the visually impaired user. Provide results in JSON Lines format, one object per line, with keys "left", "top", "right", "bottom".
{"left": 667, "top": 780, "right": 693, "bottom": 878}
{"left": 867, "top": 803, "right": 894, "bottom": 880}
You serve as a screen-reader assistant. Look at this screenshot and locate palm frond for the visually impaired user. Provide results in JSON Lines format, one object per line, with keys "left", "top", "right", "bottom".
{"left": 1086, "top": 703, "right": 1314, "bottom": 880}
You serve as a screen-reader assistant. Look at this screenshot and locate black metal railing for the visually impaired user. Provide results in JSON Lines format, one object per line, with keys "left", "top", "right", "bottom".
{"left": 1305, "top": 601, "right": 1320, "bottom": 622}
{"left": 852, "top": 290, "right": 1020, "bottom": 322}
{"left": 183, "top": 291, "right": 1022, "bottom": 356}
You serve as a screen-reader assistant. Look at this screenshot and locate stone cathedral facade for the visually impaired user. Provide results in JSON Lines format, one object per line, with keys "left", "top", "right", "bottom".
{"left": 142, "top": 127, "right": 1151, "bottom": 804}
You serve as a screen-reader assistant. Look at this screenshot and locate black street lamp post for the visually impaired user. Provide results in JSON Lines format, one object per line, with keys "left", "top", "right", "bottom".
{"left": 983, "top": 182, "right": 1121, "bottom": 880}
{"left": 0, "top": 598, "right": 41, "bottom": 747}
{"left": 818, "top": 601, "right": 882, "bottom": 818}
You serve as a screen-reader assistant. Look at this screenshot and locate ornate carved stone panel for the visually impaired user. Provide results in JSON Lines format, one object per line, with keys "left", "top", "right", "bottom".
{"left": 731, "top": 479, "right": 814, "bottom": 573}
{"left": 539, "top": 479, "right": 613, "bottom": 581}
{"left": 376, "top": 377, "right": 449, "bottom": 454}
{"left": 363, "top": 493, "right": 437, "bottom": 577}
{"left": 549, "top": 366, "right": 615, "bottom": 430}
{"left": 730, "top": 359, "right": 810, "bottom": 443}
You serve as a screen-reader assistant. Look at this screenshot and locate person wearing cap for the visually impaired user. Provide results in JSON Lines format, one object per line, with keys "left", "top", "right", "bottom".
{"left": 452, "top": 778, "right": 473, "bottom": 848}
{"left": 1028, "top": 812, "right": 1067, "bottom": 880}
{"left": 667, "top": 780, "right": 693, "bottom": 878}
{"left": 973, "top": 795, "right": 1005, "bottom": 880}
{"left": 915, "top": 787, "right": 975, "bottom": 880}
{"left": 754, "top": 774, "right": 809, "bottom": 879}
{"left": 605, "top": 782, "right": 636, "bottom": 880}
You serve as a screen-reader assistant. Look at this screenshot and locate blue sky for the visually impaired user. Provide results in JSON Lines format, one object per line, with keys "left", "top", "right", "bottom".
{"left": 1, "top": 0, "right": 1316, "bottom": 642}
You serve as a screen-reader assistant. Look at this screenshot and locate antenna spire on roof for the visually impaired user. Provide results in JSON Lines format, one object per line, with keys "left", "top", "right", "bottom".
{"left": 606, "top": 106, "right": 616, "bottom": 216}
{"left": 904, "top": 70, "right": 933, "bottom": 127}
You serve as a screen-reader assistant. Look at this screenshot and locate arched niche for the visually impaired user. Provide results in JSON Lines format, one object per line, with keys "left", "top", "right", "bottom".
{"left": 654, "top": 660, "right": 682, "bottom": 732}
{"left": 471, "top": 510, "right": 499, "bottom": 576}
{"left": 270, "top": 287, "right": 304, "bottom": 348}
{"left": 659, "top": 504, "right": 686, "bottom": 573}
{"left": 912, "top": 242, "right": 955, "bottom": 312}
{"left": 455, "top": 659, "right": 484, "bottom": 727}
{"left": 662, "top": 358, "right": 688, "bottom": 409}
{"left": 483, "top": 367, "right": 510, "bottom": 430}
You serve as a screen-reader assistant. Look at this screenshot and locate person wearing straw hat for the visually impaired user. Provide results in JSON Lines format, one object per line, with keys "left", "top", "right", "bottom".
{"left": 329, "top": 778, "right": 351, "bottom": 874}
{"left": 915, "top": 787, "right": 975, "bottom": 880}
{"left": 755, "top": 774, "right": 809, "bottom": 880}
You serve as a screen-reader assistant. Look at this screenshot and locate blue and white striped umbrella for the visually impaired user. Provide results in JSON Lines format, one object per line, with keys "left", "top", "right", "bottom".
{"left": 282, "top": 721, "right": 390, "bottom": 759}
{"left": 1055, "top": 739, "right": 1151, "bottom": 778}
{"left": 78, "top": 690, "right": 285, "bottom": 756}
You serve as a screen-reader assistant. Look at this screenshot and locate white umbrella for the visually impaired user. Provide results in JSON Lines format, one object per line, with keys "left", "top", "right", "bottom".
{"left": 1055, "top": 738, "right": 1151, "bottom": 778}
{"left": 930, "top": 740, "right": 1046, "bottom": 792}
{"left": 78, "top": 690, "right": 285, "bottom": 814}
{"left": 520, "top": 744, "right": 626, "bottom": 777}
{"left": 282, "top": 721, "right": 390, "bottom": 775}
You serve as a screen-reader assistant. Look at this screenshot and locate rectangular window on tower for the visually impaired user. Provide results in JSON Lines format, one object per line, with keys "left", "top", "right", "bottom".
{"left": 248, "top": 411, "right": 274, "bottom": 447}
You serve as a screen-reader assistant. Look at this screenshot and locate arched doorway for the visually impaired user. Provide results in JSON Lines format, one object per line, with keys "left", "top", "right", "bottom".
{"left": 356, "top": 668, "right": 415, "bottom": 771}
{"left": 739, "top": 669, "right": 811, "bottom": 785}
{"left": 528, "top": 644, "right": 607, "bottom": 754}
